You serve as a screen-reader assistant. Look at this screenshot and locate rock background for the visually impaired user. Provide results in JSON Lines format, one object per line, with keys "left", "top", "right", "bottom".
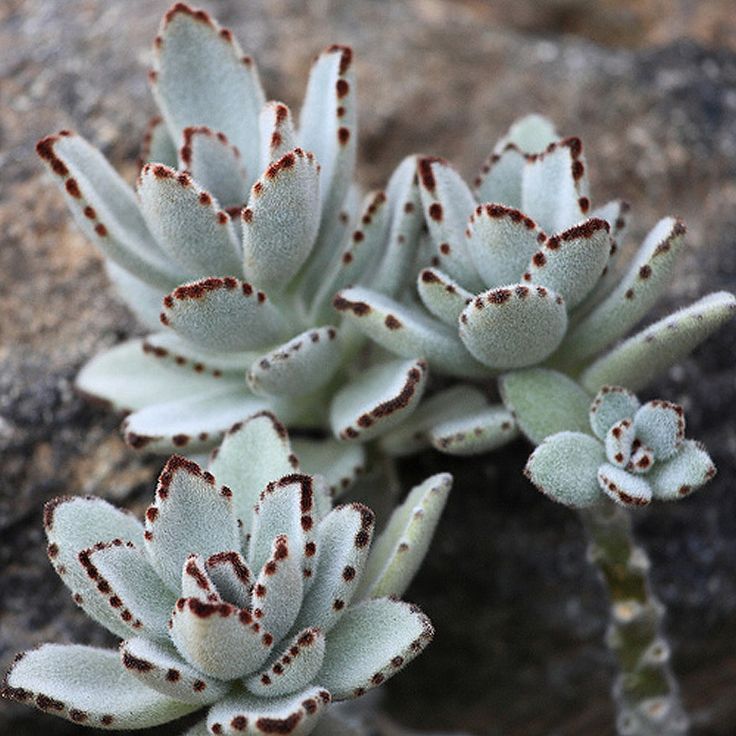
{"left": 2, "top": 0, "right": 735, "bottom": 733}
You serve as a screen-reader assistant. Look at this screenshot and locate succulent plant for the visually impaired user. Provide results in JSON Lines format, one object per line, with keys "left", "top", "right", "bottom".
{"left": 36, "top": 2, "right": 428, "bottom": 455}
{"left": 523, "top": 384, "right": 716, "bottom": 509}
{"left": 333, "top": 114, "right": 735, "bottom": 456}
{"left": 2, "top": 411, "right": 450, "bottom": 733}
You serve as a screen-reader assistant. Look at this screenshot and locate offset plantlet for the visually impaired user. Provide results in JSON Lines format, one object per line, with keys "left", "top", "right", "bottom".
{"left": 524, "top": 385, "right": 716, "bottom": 509}
{"left": 335, "top": 114, "right": 735, "bottom": 456}
{"left": 37, "top": 3, "right": 428, "bottom": 453}
{"left": 2, "top": 412, "right": 450, "bottom": 734}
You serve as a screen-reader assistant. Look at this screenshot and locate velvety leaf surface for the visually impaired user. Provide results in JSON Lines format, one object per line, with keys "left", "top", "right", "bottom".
{"left": 141, "top": 115, "right": 178, "bottom": 167}
{"left": 474, "top": 144, "right": 526, "bottom": 209}
{"left": 259, "top": 101, "right": 298, "bottom": 168}
{"left": 648, "top": 440, "right": 716, "bottom": 501}
{"left": 291, "top": 438, "right": 366, "bottom": 497}
{"left": 104, "top": 261, "right": 168, "bottom": 332}
{"left": 416, "top": 267, "right": 473, "bottom": 325}
{"left": 597, "top": 463, "right": 652, "bottom": 507}
{"left": 429, "top": 406, "right": 518, "bottom": 456}
{"left": 589, "top": 385, "right": 640, "bottom": 440}
{"left": 634, "top": 400, "right": 685, "bottom": 460}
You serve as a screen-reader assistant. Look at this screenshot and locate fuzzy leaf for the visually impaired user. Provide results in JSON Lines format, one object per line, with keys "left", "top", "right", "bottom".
{"left": 318, "top": 597, "right": 433, "bottom": 700}
{"left": 525, "top": 218, "right": 611, "bottom": 308}
{"left": 178, "top": 126, "right": 249, "bottom": 208}
{"left": 648, "top": 440, "right": 716, "bottom": 500}
{"left": 260, "top": 101, "right": 299, "bottom": 168}
{"left": 329, "top": 359, "right": 428, "bottom": 442}
{"left": 581, "top": 292, "right": 736, "bottom": 393}
{"left": 3, "top": 644, "right": 195, "bottom": 728}
{"left": 634, "top": 400, "right": 685, "bottom": 460}
{"left": 499, "top": 368, "right": 592, "bottom": 444}
{"left": 597, "top": 463, "right": 652, "bottom": 507}
{"left": 299, "top": 45, "right": 356, "bottom": 224}
{"left": 161, "top": 276, "right": 287, "bottom": 352}
{"left": 334, "top": 287, "right": 488, "bottom": 379}
{"left": 358, "top": 473, "right": 451, "bottom": 599}
{"left": 141, "top": 116, "right": 178, "bottom": 167}
{"left": 561, "top": 217, "right": 687, "bottom": 364}
{"left": 206, "top": 552, "right": 252, "bottom": 609}
{"left": 206, "top": 686, "right": 330, "bottom": 736}
{"left": 628, "top": 443, "right": 655, "bottom": 474}
{"left": 525, "top": 431, "right": 605, "bottom": 508}
{"left": 44, "top": 496, "right": 144, "bottom": 640}
{"left": 181, "top": 554, "right": 220, "bottom": 602}
{"left": 294, "top": 504, "right": 375, "bottom": 633}
{"left": 378, "top": 385, "right": 489, "bottom": 457}
{"left": 417, "top": 267, "right": 473, "bottom": 325}
{"left": 170, "top": 597, "right": 273, "bottom": 680}
{"left": 144, "top": 456, "right": 239, "bottom": 592}
{"left": 459, "top": 285, "right": 568, "bottom": 370}
{"left": 253, "top": 535, "right": 303, "bottom": 642}
{"left": 209, "top": 412, "right": 296, "bottom": 532}
{"left": 589, "top": 386, "right": 640, "bottom": 440}
{"left": 120, "top": 637, "right": 228, "bottom": 705}
{"left": 152, "top": 4, "right": 265, "bottom": 183}
{"left": 82, "top": 541, "right": 176, "bottom": 639}
{"left": 291, "top": 438, "right": 367, "bottom": 498}
{"left": 474, "top": 144, "right": 526, "bottom": 209}
{"left": 138, "top": 163, "right": 242, "bottom": 276}
{"left": 501, "top": 114, "right": 559, "bottom": 153}
{"left": 122, "top": 387, "right": 268, "bottom": 454}
{"left": 604, "top": 418, "right": 636, "bottom": 468}
{"left": 76, "top": 339, "right": 242, "bottom": 413}
{"left": 417, "top": 157, "right": 480, "bottom": 286}
{"left": 429, "top": 406, "right": 518, "bottom": 455}
{"left": 465, "top": 203, "right": 545, "bottom": 288}
{"left": 521, "top": 137, "right": 589, "bottom": 233}
{"left": 36, "top": 132, "right": 181, "bottom": 289}
{"left": 247, "top": 326, "right": 342, "bottom": 398}
{"left": 104, "top": 261, "right": 168, "bottom": 332}
{"left": 246, "top": 628, "right": 326, "bottom": 698}
{"left": 242, "top": 148, "right": 321, "bottom": 290}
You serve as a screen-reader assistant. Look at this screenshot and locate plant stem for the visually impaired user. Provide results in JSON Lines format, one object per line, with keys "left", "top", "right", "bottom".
{"left": 579, "top": 502, "right": 689, "bottom": 735}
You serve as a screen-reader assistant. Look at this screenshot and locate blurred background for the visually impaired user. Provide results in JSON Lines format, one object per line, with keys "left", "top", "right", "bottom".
{"left": 2, "top": 0, "right": 736, "bottom": 733}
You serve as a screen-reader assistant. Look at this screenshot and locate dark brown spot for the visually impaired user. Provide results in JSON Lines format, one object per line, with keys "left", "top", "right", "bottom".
{"left": 385, "top": 315, "right": 402, "bottom": 330}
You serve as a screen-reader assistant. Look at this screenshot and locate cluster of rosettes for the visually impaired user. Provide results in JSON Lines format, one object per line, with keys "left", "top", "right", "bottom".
{"left": 37, "top": 2, "right": 432, "bottom": 455}
{"left": 3, "top": 412, "right": 451, "bottom": 734}
{"left": 524, "top": 386, "right": 716, "bottom": 509}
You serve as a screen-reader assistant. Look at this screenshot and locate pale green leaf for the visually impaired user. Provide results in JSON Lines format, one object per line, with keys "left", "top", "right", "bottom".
{"left": 597, "top": 463, "right": 652, "bottom": 507}
{"left": 429, "top": 406, "right": 518, "bottom": 455}
{"left": 416, "top": 267, "right": 473, "bottom": 325}
{"left": 648, "top": 440, "right": 716, "bottom": 501}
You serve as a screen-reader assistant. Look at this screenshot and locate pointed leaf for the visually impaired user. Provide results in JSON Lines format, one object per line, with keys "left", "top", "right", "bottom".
{"left": 247, "top": 326, "right": 343, "bottom": 398}
{"left": 465, "top": 203, "right": 545, "bottom": 288}
{"left": 181, "top": 554, "right": 220, "bottom": 602}
{"left": 206, "top": 551, "right": 252, "bottom": 609}
{"left": 207, "top": 686, "right": 331, "bottom": 736}
{"left": 525, "top": 218, "right": 611, "bottom": 308}
{"left": 358, "top": 473, "right": 451, "bottom": 599}
{"left": 561, "top": 217, "right": 687, "bottom": 364}
{"left": 318, "top": 597, "right": 433, "bottom": 700}
{"left": 260, "top": 101, "right": 299, "bottom": 168}
{"left": 521, "top": 136, "right": 589, "bottom": 233}
{"left": 334, "top": 287, "right": 488, "bottom": 379}
{"left": 474, "top": 144, "right": 526, "bottom": 209}
{"left": 329, "top": 359, "right": 428, "bottom": 442}
{"left": 581, "top": 292, "right": 736, "bottom": 393}
{"left": 634, "top": 400, "right": 685, "bottom": 460}
{"left": 209, "top": 412, "right": 297, "bottom": 533}
{"left": 3, "top": 644, "right": 195, "bottom": 728}
{"left": 161, "top": 276, "right": 287, "bottom": 352}
{"left": 499, "top": 368, "right": 592, "bottom": 444}
{"left": 417, "top": 156, "right": 479, "bottom": 286}
{"left": 140, "top": 115, "right": 178, "bottom": 167}
{"left": 170, "top": 597, "right": 273, "bottom": 679}
{"left": 378, "top": 385, "right": 489, "bottom": 457}
{"left": 589, "top": 385, "right": 640, "bottom": 440}
{"left": 649, "top": 440, "right": 716, "bottom": 500}
{"left": 294, "top": 504, "right": 375, "bottom": 633}
{"left": 122, "top": 386, "right": 268, "bottom": 453}
{"left": 291, "top": 438, "right": 367, "bottom": 498}
{"left": 36, "top": 132, "right": 181, "bottom": 289}
{"left": 152, "top": 5, "right": 265, "bottom": 182}
{"left": 76, "top": 338, "right": 242, "bottom": 413}
{"left": 43, "top": 496, "right": 144, "bottom": 640}
{"left": 137, "top": 163, "right": 241, "bottom": 276}
{"left": 417, "top": 267, "right": 473, "bottom": 325}
{"left": 500, "top": 114, "right": 559, "bottom": 153}
{"left": 524, "top": 431, "right": 605, "bottom": 508}
{"left": 242, "top": 148, "right": 321, "bottom": 290}
{"left": 178, "top": 126, "right": 249, "bottom": 208}
{"left": 81, "top": 541, "right": 177, "bottom": 639}
{"left": 120, "top": 637, "right": 228, "bottom": 705}
{"left": 429, "top": 406, "right": 518, "bottom": 455}
{"left": 144, "top": 456, "right": 239, "bottom": 592}
{"left": 597, "top": 463, "right": 652, "bottom": 507}
{"left": 246, "top": 628, "right": 326, "bottom": 698}
{"left": 459, "top": 285, "right": 568, "bottom": 370}
{"left": 253, "top": 535, "right": 303, "bottom": 642}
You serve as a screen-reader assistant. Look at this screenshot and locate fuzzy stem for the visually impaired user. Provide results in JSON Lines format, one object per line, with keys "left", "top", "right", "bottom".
{"left": 579, "top": 502, "right": 689, "bottom": 735}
